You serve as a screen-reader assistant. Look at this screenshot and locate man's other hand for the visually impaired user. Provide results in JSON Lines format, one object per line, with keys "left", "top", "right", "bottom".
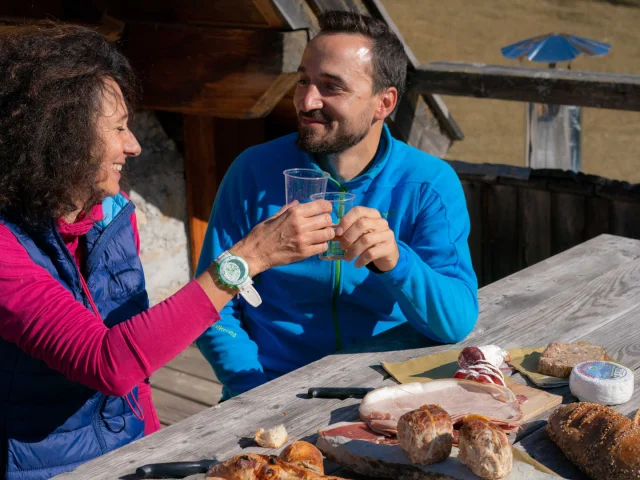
{"left": 336, "top": 206, "right": 399, "bottom": 272}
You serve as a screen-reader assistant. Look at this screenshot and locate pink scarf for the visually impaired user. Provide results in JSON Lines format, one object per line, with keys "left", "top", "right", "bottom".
{"left": 57, "top": 204, "right": 104, "bottom": 266}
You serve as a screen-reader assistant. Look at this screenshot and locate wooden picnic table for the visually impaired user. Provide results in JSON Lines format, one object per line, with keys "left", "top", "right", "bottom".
{"left": 55, "top": 234, "right": 640, "bottom": 480}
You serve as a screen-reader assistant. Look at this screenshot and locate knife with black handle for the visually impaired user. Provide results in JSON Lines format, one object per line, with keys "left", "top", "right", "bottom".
{"left": 307, "top": 387, "right": 373, "bottom": 399}
{"left": 136, "top": 459, "right": 218, "bottom": 478}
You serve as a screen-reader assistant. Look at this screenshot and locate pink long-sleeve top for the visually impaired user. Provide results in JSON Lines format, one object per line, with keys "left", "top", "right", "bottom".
{"left": 0, "top": 203, "right": 220, "bottom": 435}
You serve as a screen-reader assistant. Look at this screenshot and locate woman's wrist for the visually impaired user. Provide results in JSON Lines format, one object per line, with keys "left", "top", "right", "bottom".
{"left": 229, "top": 239, "right": 267, "bottom": 277}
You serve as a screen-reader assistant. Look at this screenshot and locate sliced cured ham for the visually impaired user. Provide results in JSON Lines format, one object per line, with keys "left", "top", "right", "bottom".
{"left": 359, "top": 379, "right": 523, "bottom": 436}
{"left": 454, "top": 360, "right": 507, "bottom": 387}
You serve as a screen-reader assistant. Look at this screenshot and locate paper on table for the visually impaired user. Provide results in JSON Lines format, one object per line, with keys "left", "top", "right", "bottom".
{"left": 508, "top": 346, "right": 569, "bottom": 388}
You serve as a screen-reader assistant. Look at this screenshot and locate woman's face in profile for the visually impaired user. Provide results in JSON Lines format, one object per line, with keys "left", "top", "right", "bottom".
{"left": 95, "top": 78, "right": 141, "bottom": 198}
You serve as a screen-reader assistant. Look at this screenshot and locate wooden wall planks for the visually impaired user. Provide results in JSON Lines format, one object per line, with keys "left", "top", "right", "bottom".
{"left": 455, "top": 164, "right": 640, "bottom": 287}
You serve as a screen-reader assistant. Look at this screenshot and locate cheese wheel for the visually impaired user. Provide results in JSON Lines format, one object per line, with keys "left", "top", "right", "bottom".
{"left": 569, "top": 361, "right": 634, "bottom": 405}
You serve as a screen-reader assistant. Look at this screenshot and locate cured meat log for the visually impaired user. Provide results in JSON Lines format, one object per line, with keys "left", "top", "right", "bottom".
{"left": 458, "top": 419, "right": 512, "bottom": 479}
{"left": 547, "top": 402, "right": 640, "bottom": 480}
{"left": 458, "top": 346, "right": 511, "bottom": 370}
{"left": 397, "top": 405, "right": 453, "bottom": 465}
{"left": 455, "top": 346, "right": 511, "bottom": 387}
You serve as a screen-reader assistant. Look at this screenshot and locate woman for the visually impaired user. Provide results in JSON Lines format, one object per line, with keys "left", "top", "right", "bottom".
{"left": 0, "top": 22, "right": 335, "bottom": 480}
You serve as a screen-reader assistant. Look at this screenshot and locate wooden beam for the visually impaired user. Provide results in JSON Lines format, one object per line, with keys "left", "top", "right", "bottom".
{"left": 122, "top": 24, "right": 307, "bottom": 118}
{"left": 106, "top": 0, "right": 286, "bottom": 29}
{"left": 270, "top": 0, "right": 319, "bottom": 34}
{"left": 410, "top": 62, "right": 640, "bottom": 112}
{"left": 388, "top": 91, "right": 451, "bottom": 158}
{"left": 183, "top": 117, "right": 265, "bottom": 273}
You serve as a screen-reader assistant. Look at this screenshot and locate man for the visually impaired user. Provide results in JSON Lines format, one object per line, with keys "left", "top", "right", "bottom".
{"left": 196, "top": 11, "right": 479, "bottom": 400}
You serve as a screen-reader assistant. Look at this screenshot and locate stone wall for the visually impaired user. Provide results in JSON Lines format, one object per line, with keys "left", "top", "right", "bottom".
{"left": 126, "top": 111, "right": 191, "bottom": 305}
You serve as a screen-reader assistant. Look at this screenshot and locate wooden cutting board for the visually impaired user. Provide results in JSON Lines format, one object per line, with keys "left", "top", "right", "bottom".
{"left": 504, "top": 378, "right": 562, "bottom": 423}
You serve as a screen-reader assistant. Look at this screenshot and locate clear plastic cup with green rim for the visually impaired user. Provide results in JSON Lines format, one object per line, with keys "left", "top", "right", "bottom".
{"left": 310, "top": 191, "right": 355, "bottom": 261}
{"left": 283, "top": 168, "right": 330, "bottom": 205}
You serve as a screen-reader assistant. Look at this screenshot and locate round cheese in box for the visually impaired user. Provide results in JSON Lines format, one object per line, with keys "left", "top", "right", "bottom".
{"left": 569, "top": 361, "right": 634, "bottom": 405}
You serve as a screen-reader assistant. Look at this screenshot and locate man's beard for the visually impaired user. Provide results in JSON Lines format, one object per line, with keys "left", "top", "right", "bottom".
{"left": 296, "top": 111, "right": 370, "bottom": 155}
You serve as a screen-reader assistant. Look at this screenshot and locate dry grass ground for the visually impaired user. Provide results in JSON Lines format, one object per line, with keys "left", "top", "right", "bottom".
{"left": 382, "top": 0, "right": 640, "bottom": 182}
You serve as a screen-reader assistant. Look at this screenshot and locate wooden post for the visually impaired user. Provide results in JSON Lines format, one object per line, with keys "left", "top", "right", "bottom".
{"left": 183, "top": 116, "right": 265, "bottom": 274}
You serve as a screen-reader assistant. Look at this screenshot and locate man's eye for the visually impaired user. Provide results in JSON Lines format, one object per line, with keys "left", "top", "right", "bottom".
{"left": 297, "top": 79, "right": 309, "bottom": 86}
{"left": 326, "top": 84, "right": 341, "bottom": 92}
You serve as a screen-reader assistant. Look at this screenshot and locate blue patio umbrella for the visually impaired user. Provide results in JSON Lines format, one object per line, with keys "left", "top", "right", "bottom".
{"left": 501, "top": 33, "right": 610, "bottom": 65}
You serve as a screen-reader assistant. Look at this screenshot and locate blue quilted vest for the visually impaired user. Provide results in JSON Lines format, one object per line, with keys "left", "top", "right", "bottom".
{"left": 0, "top": 194, "right": 149, "bottom": 480}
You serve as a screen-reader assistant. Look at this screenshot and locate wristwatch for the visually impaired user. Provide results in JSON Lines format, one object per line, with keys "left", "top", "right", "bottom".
{"left": 215, "top": 251, "right": 262, "bottom": 307}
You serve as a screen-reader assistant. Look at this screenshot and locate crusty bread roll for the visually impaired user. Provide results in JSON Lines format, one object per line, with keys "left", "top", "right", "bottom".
{"left": 547, "top": 402, "right": 640, "bottom": 480}
{"left": 279, "top": 440, "right": 324, "bottom": 475}
{"left": 254, "top": 424, "right": 288, "bottom": 449}
{"left": 397, "top": 404, "right": 453, "bottom": 465}
{"left": 458, "top": 419, "right": 512, "bottom": 479}
{"left": 205, "top": 452, "right": 345, "bottom": 479}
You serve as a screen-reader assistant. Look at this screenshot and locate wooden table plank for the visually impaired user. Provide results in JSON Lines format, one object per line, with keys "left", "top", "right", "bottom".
{"left": 53, "top": 235, "right": 640, "bottom": 479}
{"left": 163, "top": 344, "right": 220, "bottom": 383}
{"left": 151, "top": 368, "right": 223, "bottom": 408}
{"left": 151, "top": 389, "right": 212, "bottom": 427}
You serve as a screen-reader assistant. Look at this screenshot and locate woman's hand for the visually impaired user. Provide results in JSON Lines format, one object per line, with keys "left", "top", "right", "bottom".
{"left": 230, "top": 200, "right": 335, "bottom": 276}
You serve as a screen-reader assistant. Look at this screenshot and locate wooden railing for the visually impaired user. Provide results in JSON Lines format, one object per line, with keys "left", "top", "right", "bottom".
{"left": 409, "top": 62, "right": 640, "bottom": 111}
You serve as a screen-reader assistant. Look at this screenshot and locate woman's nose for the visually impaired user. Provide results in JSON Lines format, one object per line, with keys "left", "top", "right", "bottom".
{"left": 124, "top": 132, "right": 142, "bottom": 157}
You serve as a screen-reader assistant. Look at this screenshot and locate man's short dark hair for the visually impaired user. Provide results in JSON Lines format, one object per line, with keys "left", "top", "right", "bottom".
{"left": 317, "top": 11, "right": 408, "bottom": 99}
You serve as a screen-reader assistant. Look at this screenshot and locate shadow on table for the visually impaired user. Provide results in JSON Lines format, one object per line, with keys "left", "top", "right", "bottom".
{"left": 335, "top": 323, "right": 441, "bottom": 356}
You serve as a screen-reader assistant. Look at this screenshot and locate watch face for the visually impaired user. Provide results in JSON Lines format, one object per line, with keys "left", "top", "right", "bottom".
{"left": 219, "top": 257, "right": 248, "bottom": 286}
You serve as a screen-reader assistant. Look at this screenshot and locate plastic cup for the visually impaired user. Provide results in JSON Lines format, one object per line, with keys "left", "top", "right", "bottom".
{"left": 310, "top": 192, "right": 356, "bottom": 261}
{"left": 283, "top": 168, "right": 330, "bottom": 205}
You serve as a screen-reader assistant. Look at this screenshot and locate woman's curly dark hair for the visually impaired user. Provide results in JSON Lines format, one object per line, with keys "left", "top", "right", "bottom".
{"left": 0, "top": 22, "right": 137, "bottom": 229}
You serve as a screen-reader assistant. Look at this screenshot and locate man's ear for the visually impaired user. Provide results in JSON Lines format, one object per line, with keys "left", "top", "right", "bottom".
{"left": 374, "top": 87, "right": 398, "bottom": 121}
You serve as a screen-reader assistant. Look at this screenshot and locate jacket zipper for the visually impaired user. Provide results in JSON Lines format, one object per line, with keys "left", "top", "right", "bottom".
{"left": 328, "top": 178, "right": 347, "bottom": 351}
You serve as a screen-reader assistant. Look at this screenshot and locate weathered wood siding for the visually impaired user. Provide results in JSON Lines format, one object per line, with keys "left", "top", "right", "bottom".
{"left": 453, "top": 161, "right": 640, "bottom": 287}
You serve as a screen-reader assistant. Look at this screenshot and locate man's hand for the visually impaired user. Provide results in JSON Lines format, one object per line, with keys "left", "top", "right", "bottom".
{"left": 336, "top": 206, "right": 399, "bottom": 272}
{"left": 232, "top": 200, "right": 335, "bottom": 275}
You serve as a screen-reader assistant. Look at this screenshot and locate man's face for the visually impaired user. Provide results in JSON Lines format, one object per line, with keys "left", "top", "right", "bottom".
{"left": 294, "top": 33, "right": 380, "bottom": 155}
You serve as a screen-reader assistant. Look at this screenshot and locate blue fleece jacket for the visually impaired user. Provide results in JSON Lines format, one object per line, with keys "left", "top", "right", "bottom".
{"left": 196, "top": 125, "right": 479, "bottom": 400}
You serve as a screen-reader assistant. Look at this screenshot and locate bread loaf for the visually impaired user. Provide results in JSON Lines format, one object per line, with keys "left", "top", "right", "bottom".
{"left": 205, "top": 452, "right": 346, "bottom": 480}
{"left": 537, "top": 342, "right": 606, "bottom": 378}
{"left": 547, "top": 402, "right": 640, "bottom": 480}
{"left": 279, "top": 440, "right": 324, "bottom": 475}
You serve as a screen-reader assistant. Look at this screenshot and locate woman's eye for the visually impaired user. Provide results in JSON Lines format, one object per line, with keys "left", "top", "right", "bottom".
{"left": 117, "top": 127, "right": 126, "bottom": 132}
{"left": 297, "top": 79, "right": 309, "bottom": 86}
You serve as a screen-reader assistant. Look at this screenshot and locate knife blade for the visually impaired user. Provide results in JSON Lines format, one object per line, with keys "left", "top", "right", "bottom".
{"left": 135, "top": 459, "right": 218, "bottom": 478}
{"left": 307, "top": 387, "right": 374, "bottom": 399}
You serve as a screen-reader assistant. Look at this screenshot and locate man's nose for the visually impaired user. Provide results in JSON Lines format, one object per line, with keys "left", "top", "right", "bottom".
{"left": 300, "top": 85, "right": 323, "bottom": 112}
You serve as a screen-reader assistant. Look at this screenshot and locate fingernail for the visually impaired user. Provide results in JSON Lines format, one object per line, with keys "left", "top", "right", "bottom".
{"left": 334, "top": 226, "right": 344, "bottom": 236}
